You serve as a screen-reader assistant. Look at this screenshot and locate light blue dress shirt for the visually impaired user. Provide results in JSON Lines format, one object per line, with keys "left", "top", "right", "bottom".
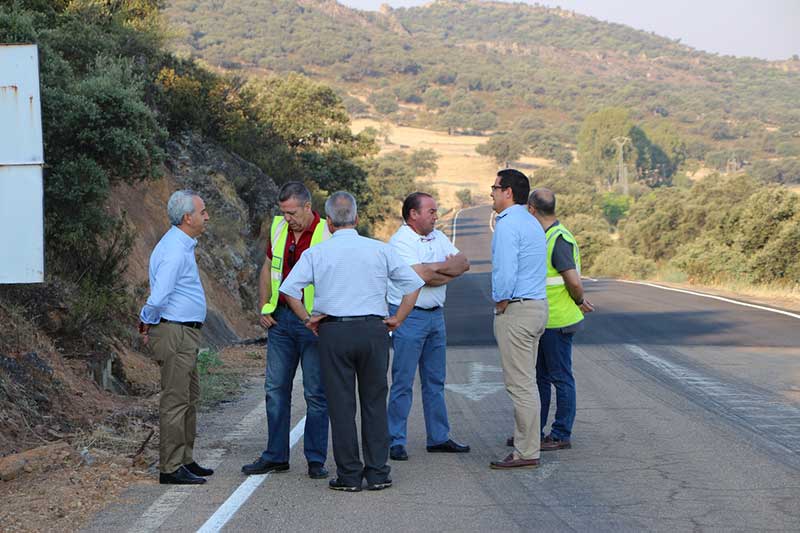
{"left": 279, "top": 228, "right": 424, "bottom": 317}
{"left": 139, "top": 226, "right": 207, "bottom": 324}
{"left": 491, "top": 204, "right": 547, "bottom": 302}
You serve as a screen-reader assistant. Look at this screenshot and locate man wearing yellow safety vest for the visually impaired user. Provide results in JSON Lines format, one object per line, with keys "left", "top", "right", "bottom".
{"left": 242, "top": 182, "right": 331, "bottom": 479}
{"left": 527, "top": 188, "right": 594, "bottom": 452}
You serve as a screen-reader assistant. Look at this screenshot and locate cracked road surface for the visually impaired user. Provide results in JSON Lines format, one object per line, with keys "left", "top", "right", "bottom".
{"left": 86, "top": 205, "right": 800, "bottom": 532}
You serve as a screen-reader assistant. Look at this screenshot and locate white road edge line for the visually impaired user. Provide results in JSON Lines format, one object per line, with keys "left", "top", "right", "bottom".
{"left": 618, "top": 279, "right": 800, "bottom": 320}
{"left": 450, "top": 204, "right": 483, "bottom": 246}
{"left": 196, "top": 417, "right": 306, "bottom": 533}
{"left": 451, "top": 207, "right": 462, "bottom": 246}
{"left": 130, "top": 400, "right": 269, "bottom": 533}
{"left": 133, "top": 448, "right": 227, "bottom": 533}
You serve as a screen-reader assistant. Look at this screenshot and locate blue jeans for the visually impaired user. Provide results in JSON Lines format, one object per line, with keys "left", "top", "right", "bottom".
{"left": 536, "top": 328, "right": 576, "bottom": 441}
{"left": 387, "top": 305, "right": 450, "bottom": 447}
{"left": 261, "top": 305, "right": 328, "bottom": 465}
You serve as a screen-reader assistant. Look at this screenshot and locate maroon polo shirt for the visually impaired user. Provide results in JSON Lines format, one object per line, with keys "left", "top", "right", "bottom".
{"left": 266, "top": 211, "right": 321, "bottom": 305}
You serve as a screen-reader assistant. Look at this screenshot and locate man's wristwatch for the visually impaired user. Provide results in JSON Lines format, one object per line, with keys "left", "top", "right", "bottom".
{"left": 303, "top": 316, "right": 312, "bottom": 324}
{"left": 575, "top": 297, "right": 584, "bottom": 306}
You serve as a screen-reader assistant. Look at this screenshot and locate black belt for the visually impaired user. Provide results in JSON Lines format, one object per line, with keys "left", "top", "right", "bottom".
{"left": 413, "top": 306, "right": 442, "bottom": 312}
{"left": 508, "top": 298, "right": 537, "bottom": 304}
{"left": 160, "top": 318, "right": 203, "bottom": 330}
{"left": 322, "top": 315, "right": 383, "bottom": 323}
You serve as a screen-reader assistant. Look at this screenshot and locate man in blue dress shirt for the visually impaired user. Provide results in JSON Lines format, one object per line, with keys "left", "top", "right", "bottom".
{"left": 489, "top": 169, "right": 549, "bottom": 470}
{"left": 138, "top": 190, "right": 214, "bottom": 485}
{"left": 280, "top": 191, "right": 424, "bottom": 492}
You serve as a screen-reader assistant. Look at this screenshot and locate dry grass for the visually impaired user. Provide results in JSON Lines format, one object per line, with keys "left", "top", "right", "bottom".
{"left": 687, "top": 166, "right": 716, "bottom": 181}
{"left": 352, "top": 119, "right": 554, "bottom": 210}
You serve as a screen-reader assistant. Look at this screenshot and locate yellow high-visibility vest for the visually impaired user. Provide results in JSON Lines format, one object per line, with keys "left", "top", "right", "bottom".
{"left": 261, "top": 215, "right": 329, "bottom": 315}
{"left": 545, "top": 224, "right": 584, "bottom": 329}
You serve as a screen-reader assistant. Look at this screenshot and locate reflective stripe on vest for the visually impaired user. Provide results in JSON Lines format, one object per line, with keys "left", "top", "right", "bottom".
{"left": 261, "top": 216, "right": 329, "bottom": 315}
{"left": 544, "top": 224, "right": 584, "bottom": 329}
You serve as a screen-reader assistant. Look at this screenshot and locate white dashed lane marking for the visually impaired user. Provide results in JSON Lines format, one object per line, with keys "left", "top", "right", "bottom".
{"left": 626, "top": 344, "right": 800, "bottom": 454}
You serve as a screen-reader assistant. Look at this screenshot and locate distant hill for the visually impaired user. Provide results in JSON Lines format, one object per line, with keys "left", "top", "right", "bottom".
{"left": 165, "top": 0, "right": 800, "bottom": 165}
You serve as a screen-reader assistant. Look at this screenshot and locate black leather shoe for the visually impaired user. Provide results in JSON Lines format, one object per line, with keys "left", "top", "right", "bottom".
{"left": 241, "top": 458, "right": 290, "bottom": 475}
{"left": 389, "top": 444, "right": 408, "bottom": 461}
{"left": 159, "top": 465, "right": 207, "bottom": 485}
{"left": 328, "top": 478, "right": 361, "bottom": 492}
{"left": 308, "top": 462, "right": 329, "bottom": 479}
{"left": 185, "top": 461, "right": 214, "bottom": 477}
{"left": 366, "top": 478, "right": 392, "bottom": 491}
{"left": 426, "top": 439, "right": 470, "bottom": 453}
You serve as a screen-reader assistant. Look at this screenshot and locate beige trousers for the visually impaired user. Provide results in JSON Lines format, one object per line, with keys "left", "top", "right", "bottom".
{"left": 148, "top": 322, "right": 202, "bottom": 474}
{"left": 493, "top": 299, "right": 548, "bottom": 460}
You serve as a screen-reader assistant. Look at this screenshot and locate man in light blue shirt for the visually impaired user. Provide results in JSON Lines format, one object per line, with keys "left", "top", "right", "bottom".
{"left": 489, "top": 169, "right": 549, "bottom": 470}
{"left": 280, "top": 191, "right": 423, "bottom": 492}
{"left": 138, "top": 190, "right": 213, "bottom": 485}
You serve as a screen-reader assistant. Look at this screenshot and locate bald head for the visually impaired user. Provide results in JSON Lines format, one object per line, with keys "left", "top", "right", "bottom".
{"left": 529, "top": 188, "right": 556, "bottom": 216}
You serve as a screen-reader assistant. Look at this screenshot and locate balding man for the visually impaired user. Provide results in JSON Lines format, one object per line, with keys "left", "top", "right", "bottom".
{"left": 526, "top": 188, "right": 594, "bottom": 451}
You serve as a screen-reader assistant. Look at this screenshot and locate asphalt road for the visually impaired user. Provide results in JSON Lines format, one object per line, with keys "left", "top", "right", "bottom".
{"left": 87, "top": 204, "right": 800, "bottom": 532}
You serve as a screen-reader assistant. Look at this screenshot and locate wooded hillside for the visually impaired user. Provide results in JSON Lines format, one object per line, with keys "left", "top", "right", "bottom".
{"left": 165, "top": 0, "right": 800, "bottom": 175}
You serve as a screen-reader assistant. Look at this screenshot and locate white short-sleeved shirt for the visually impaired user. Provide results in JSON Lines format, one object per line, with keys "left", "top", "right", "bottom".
{"left": 387, "top": 225, "right": 459, "bottom": 308}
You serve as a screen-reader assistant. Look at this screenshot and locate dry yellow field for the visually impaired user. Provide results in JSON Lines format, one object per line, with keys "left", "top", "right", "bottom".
{"left": 352, "top": 118, "right": 554, "bottom": 210}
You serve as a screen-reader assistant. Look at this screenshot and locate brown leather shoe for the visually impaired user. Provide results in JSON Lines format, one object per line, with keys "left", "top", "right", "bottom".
{"left": 540, "top": 435, "right": 571, "bottom": 451}
{"left": 490, "top": 453, "right": 540, "bottom": 470}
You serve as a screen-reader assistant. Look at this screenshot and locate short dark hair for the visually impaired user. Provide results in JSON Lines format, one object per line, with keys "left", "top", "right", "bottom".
{"left": 497, "top": 169, "right": 530, "bottom": 204}
{"left": 401, "top": 192, "right": 433, "bottom": 221}
{"left": 278, "top": 181, "right": 311, "bottom": 205}
{"left": 529, "top": 188, "right": 556, "bottom": 216}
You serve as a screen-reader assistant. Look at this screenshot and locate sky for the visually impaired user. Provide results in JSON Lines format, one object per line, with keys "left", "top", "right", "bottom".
{"left": 337, "top": 0, "right": 800, "bottom": 61}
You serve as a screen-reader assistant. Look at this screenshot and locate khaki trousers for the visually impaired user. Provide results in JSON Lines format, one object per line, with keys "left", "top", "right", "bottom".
{"left": 148, "top": 322, "right": 202, "bottom": 474}
{"left": 493, "top": 299, "right": 548, "bottom": 460}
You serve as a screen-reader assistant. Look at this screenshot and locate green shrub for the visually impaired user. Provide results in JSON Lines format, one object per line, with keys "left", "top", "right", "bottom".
{"left": 600, "top": 192, "right": 631, "bottom": 226}
{"left": 748, "top": 217, "right": 800, "bottom": 283}
{"left": 197, "top": 350, "right": 224, "bottom": 376}
{"left": 589, "top": 247, "right": 655, "bottom": 279}
{"left": 368, "top": 91, "right": 399, "bottom": 115}
{"left": 669, "top": 236, "right": 748, "bottom": 284}
{"left": 455, "top": 189, "right": 473, "bottom": 207}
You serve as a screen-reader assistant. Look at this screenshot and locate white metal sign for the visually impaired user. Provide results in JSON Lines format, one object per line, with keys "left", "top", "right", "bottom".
{"left": 1, "top": 44, "right": 44, "bottom": 283}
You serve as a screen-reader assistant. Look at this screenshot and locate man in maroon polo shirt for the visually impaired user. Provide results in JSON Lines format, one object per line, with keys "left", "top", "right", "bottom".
{"left": 242, "top": 182, "right": 331, "bottom": 479}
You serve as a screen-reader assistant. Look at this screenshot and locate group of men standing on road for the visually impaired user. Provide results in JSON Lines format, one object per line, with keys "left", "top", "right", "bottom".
{"left": 138, "top": 167, "right": 592, "bottom": 490}
{"left": 240, "top": 183, "right": 470, "bottom": 491}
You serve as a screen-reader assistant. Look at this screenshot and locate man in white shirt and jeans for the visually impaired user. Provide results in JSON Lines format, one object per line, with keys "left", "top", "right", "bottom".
{"left": 387, "top": 192, "right": 471, "bottom": 461}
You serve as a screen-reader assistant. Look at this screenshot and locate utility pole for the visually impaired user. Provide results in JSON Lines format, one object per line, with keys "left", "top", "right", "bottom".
{"left": 612, "top": 136, "right": 631, "bottom": 195}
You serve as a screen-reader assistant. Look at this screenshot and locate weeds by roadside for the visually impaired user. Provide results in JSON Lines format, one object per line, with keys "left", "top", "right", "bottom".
{"left": 198, "top": 349, "right": 243, "bottom": 406}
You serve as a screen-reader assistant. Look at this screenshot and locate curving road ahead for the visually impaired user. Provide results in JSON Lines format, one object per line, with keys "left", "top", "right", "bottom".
{"left": 87, "top": 204, "right": 800, "bottom": 532}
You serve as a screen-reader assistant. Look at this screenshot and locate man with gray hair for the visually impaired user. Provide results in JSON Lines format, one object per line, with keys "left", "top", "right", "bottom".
{"left": 139, "top": 190, "right": 213, "bottom": 484}
{"left": 280, "top": 191, "right": 424, "bottom": 492}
